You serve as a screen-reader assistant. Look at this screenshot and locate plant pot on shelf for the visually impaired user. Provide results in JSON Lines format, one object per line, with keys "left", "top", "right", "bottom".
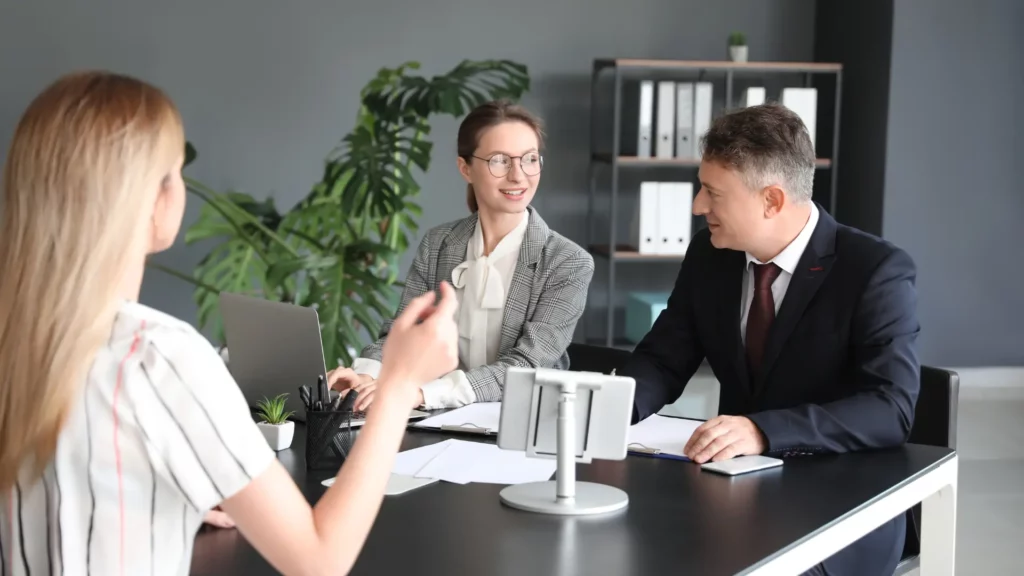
{"left": 258, "top": 420, "right": 295, "bottom": 451}
{"left": 729, "top": 45, "right": 749, "bottom": 62}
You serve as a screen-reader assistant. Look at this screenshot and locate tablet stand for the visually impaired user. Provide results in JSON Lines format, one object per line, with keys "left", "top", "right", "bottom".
{"left": 499, "top": 377, "right": 629, "bottom": 516}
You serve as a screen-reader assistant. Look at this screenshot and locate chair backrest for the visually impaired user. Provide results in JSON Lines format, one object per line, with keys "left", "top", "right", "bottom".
{"left": 908, "top": 365, "right": 960, "bottom": 450}
{"left": 566, "top": 342, "right": 633, "bottom": 375}
{"left": 902, "top": 365, "right": 960, "bottom": 561}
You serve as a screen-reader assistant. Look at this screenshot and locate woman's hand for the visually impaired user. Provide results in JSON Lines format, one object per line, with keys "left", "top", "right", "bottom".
{"left": 326, "top": 367, "right": 373, "bottom": 392}
{"left": 203, "top": 507, "right": 235, "bottom": 529}
{"left": 347, "top": 380, "right": 425, "bottom": 412}
{"left": 375, "top": 282, "right": 459, "bottom": 408}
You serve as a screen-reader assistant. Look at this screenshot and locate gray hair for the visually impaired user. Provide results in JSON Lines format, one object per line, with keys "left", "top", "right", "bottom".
{"left": 700, "top": 103, "right": 815, "bottom": 202}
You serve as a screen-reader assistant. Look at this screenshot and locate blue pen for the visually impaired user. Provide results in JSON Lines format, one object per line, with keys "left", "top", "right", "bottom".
{"left": 628, "top": 445, "right": 692, "bottom": 462}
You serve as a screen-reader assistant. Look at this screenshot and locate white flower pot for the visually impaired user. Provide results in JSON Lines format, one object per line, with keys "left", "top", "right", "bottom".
{"left": 257, "top": 421, "right": 295, "bottom": 451}
{"left": 729, "top": 45, "right": 749, "bottom": 63}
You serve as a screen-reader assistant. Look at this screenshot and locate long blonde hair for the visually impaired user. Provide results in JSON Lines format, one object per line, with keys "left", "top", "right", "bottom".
{"left": 0, "top": 71, "right": 184, "bottom": 491}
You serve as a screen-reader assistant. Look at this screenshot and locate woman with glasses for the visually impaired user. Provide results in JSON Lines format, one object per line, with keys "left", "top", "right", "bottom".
{"left": 329, "top": 100, "right": 595, "bottom": 411}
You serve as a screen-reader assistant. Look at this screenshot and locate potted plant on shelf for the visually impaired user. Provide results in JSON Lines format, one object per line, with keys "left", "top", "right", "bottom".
{"left": 728, "top": 32, "right": 748, "bottom": 62}
{"left": 256, "top": 393, "right": 295, "bottom": 451}
{"left": 150, "top": 59, "right": 530, "bottom": 368}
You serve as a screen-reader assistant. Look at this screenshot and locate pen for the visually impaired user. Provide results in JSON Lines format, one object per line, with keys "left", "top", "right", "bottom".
{"left": 317, "top": 375, "right": 328, "bottom": 405}
{"left": 628, "top": 446, "right": 692, "bottom": 462}
{"left": 337, "top": 389, "right": 358, "bottom": 413}
{"left": 298, "top": 386, "right": 312, "bottom": 411}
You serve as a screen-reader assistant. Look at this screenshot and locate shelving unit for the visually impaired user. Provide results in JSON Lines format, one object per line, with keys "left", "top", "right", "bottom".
{"left": 586, "top": 58, "right": 844, "bottom": 347}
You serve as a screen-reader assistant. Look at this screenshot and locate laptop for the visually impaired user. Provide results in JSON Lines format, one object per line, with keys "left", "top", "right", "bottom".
{"left": 219, "top": 292, "right": 430, "bottom": 426}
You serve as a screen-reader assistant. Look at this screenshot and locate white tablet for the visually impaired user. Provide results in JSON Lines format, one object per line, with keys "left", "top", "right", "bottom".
{"left": 700, "top": 455, "right": 783, "bottom": 476}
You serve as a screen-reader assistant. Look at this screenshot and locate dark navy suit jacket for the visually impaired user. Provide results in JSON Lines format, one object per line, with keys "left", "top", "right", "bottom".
{"left": 621, "top": 205, "right": 920, "bottom": 576}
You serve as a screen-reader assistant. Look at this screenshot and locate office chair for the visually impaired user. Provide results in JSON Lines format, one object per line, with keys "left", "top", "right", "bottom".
{"left": 566, "top": 342, "right": 633, "bottom": 375}
{"left": 893, "top": 365, "right": 960, "bottom": 576}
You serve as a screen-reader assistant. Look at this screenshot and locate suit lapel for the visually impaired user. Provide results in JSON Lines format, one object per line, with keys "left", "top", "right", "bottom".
{"left": 754, "top": 206, "right": 837, "bottom": 393}
{"left": 435, "top": 214, "right": 478, "bottom": 291}
{"left": 717, "top": 249, "right": 752, "bottom": 397}
{"left": 499, "top": 207, "right": 548, "bottom": 354}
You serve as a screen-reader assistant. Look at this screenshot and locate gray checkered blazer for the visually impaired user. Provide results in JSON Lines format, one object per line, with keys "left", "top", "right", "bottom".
{"left": 359, "top": 206, "right": 595, "bottom": 401}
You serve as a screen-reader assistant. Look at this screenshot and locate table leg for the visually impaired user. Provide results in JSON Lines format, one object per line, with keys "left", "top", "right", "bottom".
{"left": 920, "top": 457, "right": 958, "bottom": 575}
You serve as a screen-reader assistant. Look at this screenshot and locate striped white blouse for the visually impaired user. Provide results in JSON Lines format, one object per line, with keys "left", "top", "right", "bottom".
{"left": 0, "top": 301, "right": 275, "bottom": 576}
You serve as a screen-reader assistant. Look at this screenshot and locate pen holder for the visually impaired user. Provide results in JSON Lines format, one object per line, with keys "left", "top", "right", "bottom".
{"left": 304, "top": 409, "right": 357, "bottom": 471}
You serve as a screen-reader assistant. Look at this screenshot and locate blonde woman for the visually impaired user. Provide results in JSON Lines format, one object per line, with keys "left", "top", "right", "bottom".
{"left": 0, "top": 71, "right": 459, "bottom": 576}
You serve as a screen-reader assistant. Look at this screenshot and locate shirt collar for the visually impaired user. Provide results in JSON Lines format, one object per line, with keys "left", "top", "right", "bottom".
{"left": 745, "top": 202, "right": 819, "bottom": 275}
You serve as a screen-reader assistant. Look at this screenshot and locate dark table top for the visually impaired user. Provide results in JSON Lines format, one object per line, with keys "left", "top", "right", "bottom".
{"left": 190, "top": 424, "right": 953, "bottom": 576}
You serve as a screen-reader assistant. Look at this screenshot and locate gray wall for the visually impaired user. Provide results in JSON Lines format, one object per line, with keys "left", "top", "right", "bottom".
{"left": 1, "top": 0, "right": 815, "bottom": 345}
{"left": 883, "top": 0, "right": 1024, "bottom": 366}
{"left": 813, "top": 0, "right": 894, "bottom": 237}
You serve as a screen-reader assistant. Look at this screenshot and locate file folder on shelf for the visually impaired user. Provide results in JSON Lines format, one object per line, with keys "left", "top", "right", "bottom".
{"left": 637, "top": 80, "right": 654, "bottom": 157}
{"left": 693, "top": 82, "right": 713, "bottom": 159}
{"left": 637, "top": 182, "right": 660, "bottom": 255}
{"left": 656, "top": 182, "right": 693, "bottom": 256}
{"left": 618, "top": 80, "right": 654, "bottom": 157}
{"left": 781, "top": 87, "right": 818, "bottom": 151}
{"left": 675, "top": 82, "right": 694, "bottom": 158}
{"left": 744, "top": 86, "right": 766, "bottom": 107}
{"left": 655, "top": 81, "right": 676, "bottom": 159}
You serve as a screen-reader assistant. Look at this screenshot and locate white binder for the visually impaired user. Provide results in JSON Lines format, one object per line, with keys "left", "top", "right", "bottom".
{"left": 693, "top": 82, "right": 713, "bottom": 159}
{"left": 781, "top": 87, "right": 817, "bottom": 151}
{"left": 744, "top": 87, "right": 766, "bottom": 107}
{"left": 657, "top": 182, "right": 693, "bottom": 255}
{"left": 638, "top": 182, "right": 660, "bottom": 255}
{"left": 637, "top": 81, "right": 654, "bottom": 157}
{"left": 655, "top": 81, "right": 676, "bottom": 159}
{"left": 675, "top": 82, "right": 694, "bottom": 158}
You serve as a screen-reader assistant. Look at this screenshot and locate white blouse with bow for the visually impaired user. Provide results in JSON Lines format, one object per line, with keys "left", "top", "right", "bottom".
{"left": 352, "top": 212, "right": 528, "bottom": 408}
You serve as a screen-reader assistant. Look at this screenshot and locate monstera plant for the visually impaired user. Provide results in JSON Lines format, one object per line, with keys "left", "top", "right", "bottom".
{"left": 153, "top": 59, "right": 530, "bottom": 365}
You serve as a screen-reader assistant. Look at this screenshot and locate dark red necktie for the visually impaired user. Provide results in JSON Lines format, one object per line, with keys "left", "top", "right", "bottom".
{"left": 746, "top": 263, "right": 783, "bottom": 373}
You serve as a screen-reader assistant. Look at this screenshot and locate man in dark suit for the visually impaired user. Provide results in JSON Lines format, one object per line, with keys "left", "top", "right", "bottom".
{"left": 620, "top": 103, "right": 920, "bottom": 576}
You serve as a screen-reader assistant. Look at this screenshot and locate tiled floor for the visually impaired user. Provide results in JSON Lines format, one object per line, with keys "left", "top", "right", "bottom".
{"left": 661, "top": 368, "right": 1024, "bottom": 574}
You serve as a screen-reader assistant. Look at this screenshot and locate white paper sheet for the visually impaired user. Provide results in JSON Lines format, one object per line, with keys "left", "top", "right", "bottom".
{"left": 413, "top": 440, "right": 557, "bottom": 485}
{"left": 391, "top": 439, "right": 456, "bottom": 476}
{"left": 627, "top": 414, "right": 703, "bottom": 458}
{"left": 412, "top": 402, "right": 502, "bottom": 433}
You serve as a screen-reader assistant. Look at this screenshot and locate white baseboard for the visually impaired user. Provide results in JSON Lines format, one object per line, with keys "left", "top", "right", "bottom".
{"left": 944, "top": 366, "right": 1024, "bottom": 389}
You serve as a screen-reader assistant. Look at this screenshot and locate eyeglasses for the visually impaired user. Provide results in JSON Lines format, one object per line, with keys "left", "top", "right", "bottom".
{"left": 472, "top": 152, "right": 544, "bottom": 178}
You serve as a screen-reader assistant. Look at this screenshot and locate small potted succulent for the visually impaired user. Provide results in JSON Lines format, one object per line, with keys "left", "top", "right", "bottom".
{"left": 256, "top": 393, "right": 295, "bottom": 451}
{"left": 728, "top": 32, "right": 748, "bottom": 62}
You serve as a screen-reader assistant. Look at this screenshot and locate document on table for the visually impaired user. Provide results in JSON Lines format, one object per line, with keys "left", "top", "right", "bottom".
{"left": 627, "top": 414, "right": 703, "bottom": 459}
{"left": 413, "top": 440, "right": 556, "bottom": 485}
{"left": 392, "top": 440, "right": 458, "bottom": 476}
{"left": 411, "top": 402, "right": 502, "bottom": 434}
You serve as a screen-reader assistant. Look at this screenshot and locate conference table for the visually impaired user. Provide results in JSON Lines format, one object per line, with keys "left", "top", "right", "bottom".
{"left": 190, "top": 423, "right": 958, "bottom": 575}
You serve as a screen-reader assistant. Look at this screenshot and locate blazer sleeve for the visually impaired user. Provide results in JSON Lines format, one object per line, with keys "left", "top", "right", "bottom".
{"left": 748, "top": 248, "right": 921, "bottom": 455}
{"left": 357, "top": 232, "right": 433, "bottom": 363}
{"left": 463, "top": 248, "right": 595, "bottom": 402}
{"left": 620, "top": 242, "right": 707, "bottom": 423}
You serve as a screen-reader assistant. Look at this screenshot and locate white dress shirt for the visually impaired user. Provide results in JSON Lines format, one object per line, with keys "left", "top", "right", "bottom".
{"left": 739, "top": 203, "right": 819, "bottom": 344}
{"left": 352, "top": 212, "right": 529, "bottom": 409}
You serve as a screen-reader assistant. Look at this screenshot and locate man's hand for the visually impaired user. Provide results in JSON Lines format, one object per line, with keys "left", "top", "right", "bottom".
{"left": 684, "top": 415, "right": 766, "bottom": 463}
